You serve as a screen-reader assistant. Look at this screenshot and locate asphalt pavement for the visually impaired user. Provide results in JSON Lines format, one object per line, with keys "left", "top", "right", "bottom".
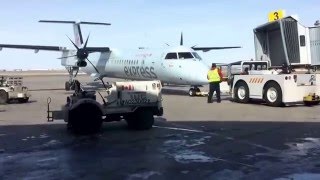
{"left": 1, "top": 75, "right": 320, "bottom": 180}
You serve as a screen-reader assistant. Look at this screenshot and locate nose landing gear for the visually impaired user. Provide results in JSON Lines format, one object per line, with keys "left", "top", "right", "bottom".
{"left": 189, "top": 86, "right": 207, "bottom": 97}
{"left": 65, "top": 66, "right": 79, "bottom": 91}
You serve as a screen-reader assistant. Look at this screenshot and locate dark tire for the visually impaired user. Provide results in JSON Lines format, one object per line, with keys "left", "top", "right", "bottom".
{"left": 188, "top": 88, "right": 196, "bottom": 96}
{"left": 264, "top": 82, "right": 283, "bottom": 107}
{"left": 304, "top": 101, "right": 320, "bottom": 106}
{"left": 125, "top": 109, "right": 154, "bottom": 130}
{"left": 18, "top": 97, "right": 29, "bottom": 103}
{"left": 234, "top": 81, "right": 250, "bottom": 103}
{"left": 0, "top": 90, "right": 8, "bottom": 104}
{"left": 70, "top": 83, "right": 75, "bottom": 90}
{"left": 69, "top": 103, "right": 103, "bottom": 134}
{"left": 65, "top": 81, "right": 71, "bottom": 91}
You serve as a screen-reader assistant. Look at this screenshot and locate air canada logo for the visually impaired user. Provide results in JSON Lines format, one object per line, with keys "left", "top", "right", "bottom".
{"left": 124, "top": 66, "right": 157, "bottom": 79}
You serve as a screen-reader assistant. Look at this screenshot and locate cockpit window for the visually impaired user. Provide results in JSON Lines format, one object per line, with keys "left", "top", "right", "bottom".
{"left": 165, "top": 53, "right": 178, "bottom": 59}
{"left": 192, "top": 52, "right": 202, "bottom": 60}
{"left": 178, "top": 52, "right": 194, "bottom": 59}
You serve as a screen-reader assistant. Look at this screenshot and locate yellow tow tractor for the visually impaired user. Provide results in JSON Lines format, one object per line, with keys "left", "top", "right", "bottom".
{"left": 195, "top": 91, "right": 208, "bottom": 96}
{"left": 303, "top": 93, "right": 320, "bottom": 106}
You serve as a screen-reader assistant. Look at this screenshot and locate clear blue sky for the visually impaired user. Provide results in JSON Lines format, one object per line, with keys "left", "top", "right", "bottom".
{"left": 0, "top": 0, "right": 319, "bottom": 70}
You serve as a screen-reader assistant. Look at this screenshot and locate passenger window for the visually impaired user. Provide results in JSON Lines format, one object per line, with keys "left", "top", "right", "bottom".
{"left": 300, "top": 35, "right": 305, "bottom": 47}
{"left": 178, "top": 52, "right": 194, "bottom": 59}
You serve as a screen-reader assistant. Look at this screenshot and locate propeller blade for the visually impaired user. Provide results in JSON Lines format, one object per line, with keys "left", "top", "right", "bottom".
{"left": 84, "top": 33, "right": 90, "bottom": 49}
{"left": 57, "top": 55, "right": 77, "bottom": 59}
{"left": 180, "top": 32, "right": 183, "bottom": 46}
{"left": 86, "top": 58, "right": 100, "bottom": 75}
{"left": 66, "top": 35, "right": 79, "bottom": 50}
{"left": 86, "top": 58, "right": 109, "bottom": 90}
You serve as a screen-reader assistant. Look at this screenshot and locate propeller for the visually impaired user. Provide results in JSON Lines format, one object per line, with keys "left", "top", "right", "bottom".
{"left": 69, "top": 34, "right": 90, "bottom": 67}
{"left": 62, "top": 33, "right": 110, "bottom": 91}
{"left": 58, "top": 34, "right": 92, "bottom": 67}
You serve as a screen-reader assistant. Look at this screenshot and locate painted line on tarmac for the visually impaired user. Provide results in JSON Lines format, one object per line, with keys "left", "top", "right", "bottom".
{"left": 153, "top": 126, "right": 204, "bottom": 133}
{"left": 211, "top": 157, "right": 257, "bottom": 169}
{"left": 153, "top": 125, "right": 257, "bottom": 169}
{"left": 153, "top": 125, "right": 276, "bottom": 152}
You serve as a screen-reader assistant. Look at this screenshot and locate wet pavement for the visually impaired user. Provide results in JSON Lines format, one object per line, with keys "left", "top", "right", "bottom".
{"left": 2, "top": 119, "right": 320, "bottom": 180}
{"left": 1, "top": 75, "right": 320, "bottom": 179}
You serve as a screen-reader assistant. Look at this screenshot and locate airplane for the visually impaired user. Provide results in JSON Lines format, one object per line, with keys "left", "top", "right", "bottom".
{"left": 0, "top": 20, "right": 241, "bottom": 96}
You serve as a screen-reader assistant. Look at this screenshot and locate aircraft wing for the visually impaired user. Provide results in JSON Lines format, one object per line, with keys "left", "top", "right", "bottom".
{"left": 191, "top": 46, "right": 242, "bottom": 52}
{"left": 86, "top": 47, "right": 110, "bottom": 52}
{"left": 0, "top": 44, "right": 110, "bottom": 53}
{"left": 0, "top": 44, "right": 67, "bottom": 51}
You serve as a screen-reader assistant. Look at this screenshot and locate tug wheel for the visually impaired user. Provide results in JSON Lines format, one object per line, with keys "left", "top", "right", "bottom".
{"left": 0, "top": 90, "right": 8, "bottom": 104}
{"left": 264, "top": 82, "right": 283, "bottom": 107}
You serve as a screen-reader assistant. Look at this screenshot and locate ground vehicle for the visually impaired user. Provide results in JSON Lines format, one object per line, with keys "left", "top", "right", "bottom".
{"left": 231, "top": 66, "right": 320, "bottom": 106}
{"left": 0, "top": 76, "right": 31, "bottom": 104}
{"left": 47, "top": 79, "right": 163, "bottom": 134}
{"left": 229, "top": 16, "right": 320, "bottom": 107}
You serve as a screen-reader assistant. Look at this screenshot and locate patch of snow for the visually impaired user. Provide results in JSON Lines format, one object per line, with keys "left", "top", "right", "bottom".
{"left": 275, "top": 173, "right": 320, "bottom": 180}
{"left": 127, "top": 171, "right": 161, "bottom": 180}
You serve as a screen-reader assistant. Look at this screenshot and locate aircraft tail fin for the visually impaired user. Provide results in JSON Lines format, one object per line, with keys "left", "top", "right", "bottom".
{"left": 38, "top": 20, "right": 111, "bottom": 47}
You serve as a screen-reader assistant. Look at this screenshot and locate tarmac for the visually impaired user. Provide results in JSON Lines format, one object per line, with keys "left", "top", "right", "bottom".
{"left": 1, "top": 72, "right": 320, "bottom": 179}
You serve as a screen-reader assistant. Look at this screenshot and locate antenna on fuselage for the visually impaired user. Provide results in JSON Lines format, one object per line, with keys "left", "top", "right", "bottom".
{"left": 180, "top": 32, "right": 183, "bottom": 46}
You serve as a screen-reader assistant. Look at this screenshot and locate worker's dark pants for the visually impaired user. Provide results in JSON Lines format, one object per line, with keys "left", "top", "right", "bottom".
{"left": 208, "top": 82, "right": 221, "bottom": 103}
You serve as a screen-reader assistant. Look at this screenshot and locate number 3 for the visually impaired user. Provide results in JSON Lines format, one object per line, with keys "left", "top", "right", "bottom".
{"left": 274, "top": 12, "right": 279, "bottom": 20}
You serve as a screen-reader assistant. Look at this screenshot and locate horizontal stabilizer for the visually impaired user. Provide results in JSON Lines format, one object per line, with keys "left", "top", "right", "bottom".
{"left": 39, "top": 20, "right": 111, "bottom": 26}
{"left": 192, "top": 46, "right": 242, "bottom": 52}
{"left": 39, "top": 19, "right": 111, "bottom": 46}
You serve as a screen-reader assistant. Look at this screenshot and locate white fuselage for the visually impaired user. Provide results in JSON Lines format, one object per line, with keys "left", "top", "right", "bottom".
{"left": 80, "top": 46, "right": 210, "bottom": 86}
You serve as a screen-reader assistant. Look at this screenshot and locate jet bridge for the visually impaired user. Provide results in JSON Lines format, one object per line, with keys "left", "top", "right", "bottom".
{"left": 253, "top": 16, "right": 320, "bottom": 68}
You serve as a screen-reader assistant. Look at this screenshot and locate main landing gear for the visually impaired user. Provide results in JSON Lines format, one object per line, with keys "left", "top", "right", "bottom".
{"left": 189, "top": 86, "right": 207, "bottom": 97}
{"left": 65, "top": 66, "right": 79, "bottom": 91}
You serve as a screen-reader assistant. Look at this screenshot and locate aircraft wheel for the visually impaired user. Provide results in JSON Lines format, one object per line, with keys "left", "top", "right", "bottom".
{"left": 65, "top": 81, "right": 71, "bottom": 91}
{"left": 189, "top": 88, "right": 196, "bottom": 96}
{"left": 70, "top": 82, "right": 75, "bottom": 90}
{"left": 234, "top": 81, "right": 249, "bottom": 103}
{"left": 264, "top": 82, "right": 283, "bottom": 107}
{"left": 18, "top": 97, "right": 29, "bottom": 103}
{"left": 0, "top": 90, "right": 8, "bottom": 104}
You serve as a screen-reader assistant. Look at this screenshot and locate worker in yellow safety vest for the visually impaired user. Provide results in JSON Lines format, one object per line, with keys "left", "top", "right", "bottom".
{"left": 207, "top": 63, "right": 223, "bottom": 103}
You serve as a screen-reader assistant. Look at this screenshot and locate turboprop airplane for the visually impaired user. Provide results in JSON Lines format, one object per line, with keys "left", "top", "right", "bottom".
{"left": 0, "top": 20, "right": 241, "bottom": 96}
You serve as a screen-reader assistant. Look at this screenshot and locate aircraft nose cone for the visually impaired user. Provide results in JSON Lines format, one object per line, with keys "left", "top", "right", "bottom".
{"left": 192, "top": 63, "right": 210, "bottom": 85}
